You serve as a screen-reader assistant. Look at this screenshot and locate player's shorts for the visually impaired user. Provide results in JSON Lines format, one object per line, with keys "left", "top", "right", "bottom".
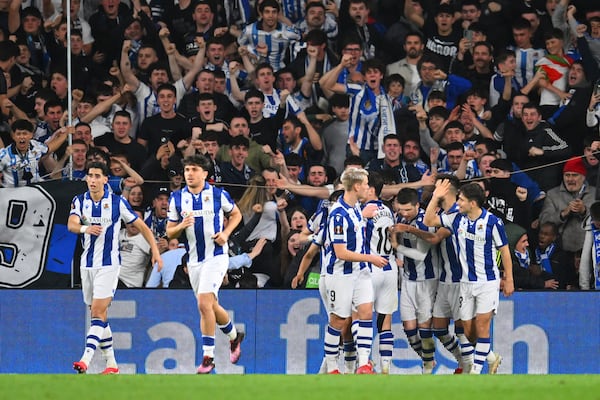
{"left": 458, "top": 280, "right": 500, "bottom": 321}
{"left": 324, "top": 268, "right": 373, "bottom": 319}
{"left": 400, "top": 278, "right": 438, "bottom": 324}
{"left": 81, "top": 265, "right": 120, "bottom": 306}
{"left": 188, "top": 254, "right": 228, "bottom": 296}
{"left": 432, "top": 281, "right": 461, "bottom": 320}
{"left": 319, "top": 273, "right": 329, "bottom": 314}
{"left": 371, "top": 267, "right": 399, "bottom": 315}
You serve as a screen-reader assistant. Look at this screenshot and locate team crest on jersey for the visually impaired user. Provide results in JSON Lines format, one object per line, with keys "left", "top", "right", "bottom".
{"left": 477, "top": 223, "right": 484, "bottom": 231}
{"left": 103, "top": 203, "right": 109, "bottom": 209}
{"left": 204, "top": 195, "right": 210, "bottom": 202}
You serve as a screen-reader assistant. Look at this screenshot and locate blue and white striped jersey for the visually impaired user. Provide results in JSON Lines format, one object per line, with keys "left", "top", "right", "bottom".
{"left": 398, "top": 208, "right": 439, "bottom": 281}
{"left": 167, "top": 183, "right": 235, "bottom": 265}
{"left": 238, "top": 21, "right": 301, "bottom": 72}
{"left": 364, "top": 200, "right": 397, "bottom": 272}
{"left": 323, "top": 197, "right": 366, "bottom": 275}
{"left": 507, "top": 47, "right": 546, "bottom": 88}
{"left": 0, "top": 141, "right": 49, "bottom": 187}
{"left": 346, "top": 83, "right": 395, "bottom": 152}
{"left": 261, "top": 89, "right": 302, "bottom": 118}
{"left": 438, "top": 203, "right": 462, "bottom": 283}
{"left": 70, "top": 190, "right": 138, "bottom": 268}
{"left": 134, "top": 79, "right": 187, "bottom": 124}
{"left": 440, "top": 208, "right": 507, "bottom": 282}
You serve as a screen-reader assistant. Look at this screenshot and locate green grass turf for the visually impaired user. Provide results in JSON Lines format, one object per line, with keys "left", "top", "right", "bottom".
{"left": 4, "top": 375, "right": 600, "bottom": 400}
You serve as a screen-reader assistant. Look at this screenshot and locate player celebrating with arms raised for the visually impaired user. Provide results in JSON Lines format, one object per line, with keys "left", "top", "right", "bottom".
{"left": 166, "top": 154, "right": 245, "bottom": 374}
{"left": 69, "top": 162, "right": 163, "bottom": 374}
{"left": 423, "top": 181, "right": 514, "bottom": 374}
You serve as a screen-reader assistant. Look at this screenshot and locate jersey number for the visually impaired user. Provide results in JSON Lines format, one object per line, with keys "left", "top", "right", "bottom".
{"left": 376, "top": 227, "right": 393, "bottom": 255}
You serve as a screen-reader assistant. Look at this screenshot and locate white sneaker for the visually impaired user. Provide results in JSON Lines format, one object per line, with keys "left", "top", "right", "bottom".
{"left": 487, "top": 352, "right": 502, "bottom": 374}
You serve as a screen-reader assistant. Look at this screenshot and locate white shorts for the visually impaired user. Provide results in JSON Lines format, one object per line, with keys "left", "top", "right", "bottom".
{"left": 188, "top": 254, "right": 228, "bottom": 296}
{"left": 400, "top": 278, "right": 438, "bottom": 324}
{"left": 80, "top": 265, "right": 120, "bottom": 306}
{"left": 432, "top": 281, "right": 461, "bottom": 320}
{"left": 371, "top": 267, "right": 399, "bottom": 315}
{"left": 319, "top": 273, "right": 329, "bottom": 314}
{"left": 324, "top": 268, "right": 373, "bottom": 319}
{"left": 458, "top": 281, "right": 500, "bottom": 321}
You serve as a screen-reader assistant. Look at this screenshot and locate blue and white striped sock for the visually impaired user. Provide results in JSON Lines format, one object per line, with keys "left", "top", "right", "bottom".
{"left": 472, "top": 337, "right": 491, "bottom": 374}
{"left": 100, "top": 322, "right": 117, "bottom": 368}
{"left": 433, "top": 328, "right": 461, "bottom": 362}
{"left": 356, "top": 320, "right": 373, "bottom": 367}
{"left": 81, "top": 318, "right": 107, "bottom": 364}
{"left": 218, "top": 319, "right": 238, "bottom": 341}
{"left": 324, "top": 325, "right": 341, "bottom": 372}
{"left": 419, "top": 328, "right": 435, "bottom": 363}
{"left": 455, "top": 326, "right": 474, "bottom": 369}
{"left": 202, "top": 335, "right": 216, "bottom": 358}
{"left": 404, "top": 328, "right": 422, "bottom": 358}
{"left": 379, "top": 330, "right": 394, "bottom": 369}
{"left": 343, "top": 341, "right": 356, "bottom": 373}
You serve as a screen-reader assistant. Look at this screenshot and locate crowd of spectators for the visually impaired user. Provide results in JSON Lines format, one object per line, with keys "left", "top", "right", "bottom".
{"left": 0, "top": 0, "right": 599, "bottom": 290}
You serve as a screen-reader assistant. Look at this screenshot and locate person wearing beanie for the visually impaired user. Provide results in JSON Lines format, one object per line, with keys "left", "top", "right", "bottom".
{"left": 504, "top": 222, "right": 559, "bottom": 290}
{"left": 539, "top": 157, "right": 597, "bottom": 262}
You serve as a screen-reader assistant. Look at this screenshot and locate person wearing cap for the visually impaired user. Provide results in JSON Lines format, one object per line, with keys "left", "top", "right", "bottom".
{"left": 539, "top": 157, "right": 597, "bottom": 262}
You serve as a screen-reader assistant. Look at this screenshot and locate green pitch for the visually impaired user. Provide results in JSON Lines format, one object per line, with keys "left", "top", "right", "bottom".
{"left": 5, "top": 375, "right": 600, "bottom": 400}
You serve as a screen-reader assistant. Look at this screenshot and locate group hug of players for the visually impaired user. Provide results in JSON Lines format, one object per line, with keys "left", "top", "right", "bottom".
{"left": 297, "top": 169, "right": 512, "bottom": 375}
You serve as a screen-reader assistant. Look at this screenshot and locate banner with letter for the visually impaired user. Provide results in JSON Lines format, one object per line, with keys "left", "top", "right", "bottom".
{"left": 0, "top": 181, "right": 86, "bottom": 288}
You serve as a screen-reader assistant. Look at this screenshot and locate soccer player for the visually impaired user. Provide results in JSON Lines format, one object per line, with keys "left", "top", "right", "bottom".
{"left": 322, "top": 168, "right": 387, "bottom": 374}
{"left": 423, "top": 181, "right": 514, "bottom": 374}
{"left": 429, "top": 174, "right": 473, "bottom": 373}
{"left": 390, "top": 188, "right": 441, "bottom": 374}
{"left": 68, "top": 162, "right": 163, "bottom": 374}
{"left": 363, "top": 172, "right": 398, "bottom": 374}
{"left": 166, "top": 154, "right": 245, "bottom": 374}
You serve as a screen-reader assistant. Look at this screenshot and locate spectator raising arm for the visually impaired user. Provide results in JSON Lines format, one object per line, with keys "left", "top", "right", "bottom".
{"left": 120, "top": 40, "right": 141, "bottom": 92}
{"left": 319, "top": 54, "right": 353, "bottom": 96}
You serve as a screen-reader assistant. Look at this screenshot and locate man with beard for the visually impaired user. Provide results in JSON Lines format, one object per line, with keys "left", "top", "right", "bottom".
{"left": 387, "top": 32, "right": 425, "bottom": 97}
{"left": 487, "top": 158, "right": 531, "bottom": 228}
{"left": 451, "top": 41, "right": 495, "bottom": 92}
{"left": 540, "top": 157, "right": 597, "bottom": 265}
